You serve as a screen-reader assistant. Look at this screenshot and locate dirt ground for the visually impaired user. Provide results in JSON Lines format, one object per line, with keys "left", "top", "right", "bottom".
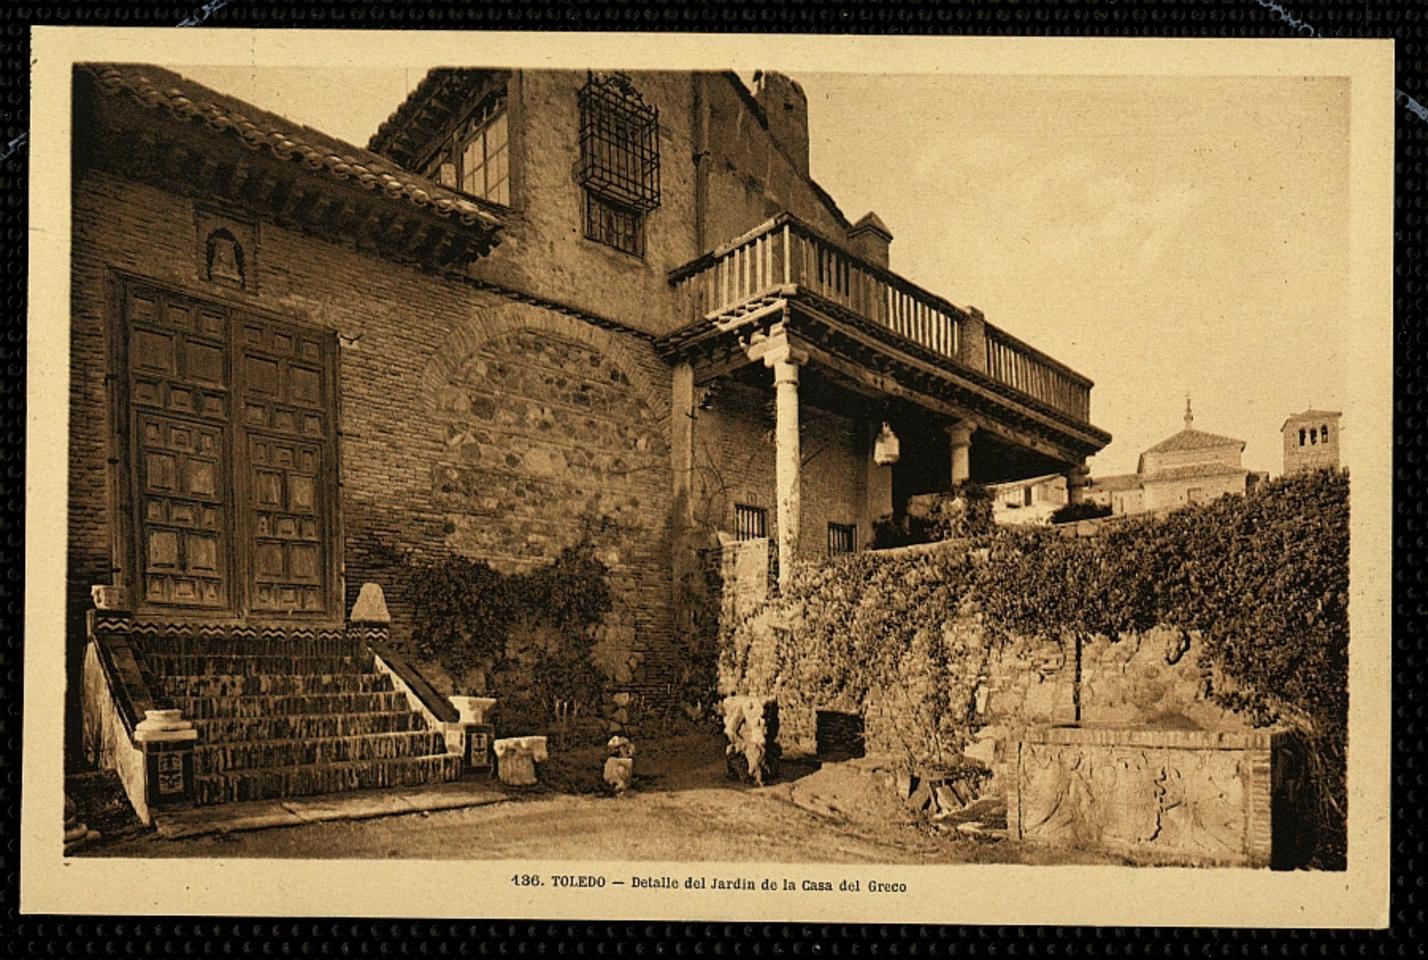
{"left": 77, "top": 731, "right": 1124, "bottom": 865}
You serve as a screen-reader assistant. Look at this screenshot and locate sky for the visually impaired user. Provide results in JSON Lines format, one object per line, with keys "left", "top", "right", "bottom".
{"left": 171, "top": 65, "right": 1351, "bottom": 476}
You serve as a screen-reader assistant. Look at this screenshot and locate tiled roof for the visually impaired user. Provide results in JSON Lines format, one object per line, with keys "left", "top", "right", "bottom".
{"left": 82, "top": 64, "right": 505, "bottom": 234}
{"left": 1087, "top": 473, "right": 1142, "bottom": 492}
{"left": 368, "top": 68, "right": 503, "bottom": 166}
{"left": 1142, "top": 462, "right": 1247, "bottom": 483}
{"left": 1141, "top": 427, "right": 1245, "bottom": 455}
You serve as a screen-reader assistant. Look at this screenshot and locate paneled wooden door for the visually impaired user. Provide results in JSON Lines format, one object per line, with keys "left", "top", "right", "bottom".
{"left": 117, "top": 275, "right": 340, "bottom": 621}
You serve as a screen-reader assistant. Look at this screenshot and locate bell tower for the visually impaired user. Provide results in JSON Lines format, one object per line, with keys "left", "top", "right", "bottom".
{"left": 1281, "top": 409, "right": 1342, "bottom": 474}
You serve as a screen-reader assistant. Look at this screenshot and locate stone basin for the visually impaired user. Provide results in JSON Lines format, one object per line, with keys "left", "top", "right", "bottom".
{"left": 449, "top": 696, "right": 497, "bottom": 725}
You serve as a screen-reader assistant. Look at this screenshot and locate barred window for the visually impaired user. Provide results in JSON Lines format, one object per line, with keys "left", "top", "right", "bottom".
{"left": 734, "top": 504, "right": 768, "bottom": 541}
{"left": 585, "top": 193, "right": 644, "bottom": 257}
{"left": 827, "top": 522, "right": 856, "bottom": 556}
{"left": 578, "top": 72, "right": 659, "bottom": 256}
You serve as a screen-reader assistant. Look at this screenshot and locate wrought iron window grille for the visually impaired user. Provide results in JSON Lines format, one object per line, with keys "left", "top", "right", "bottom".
{"left": 584, "top": 192, "right": 645, "bottom": 257}
{"left": 734, "top": 504, "right": 768, "bottom": 541}
{"left": 577, "top": 72, "right": 661, "bottom": 213}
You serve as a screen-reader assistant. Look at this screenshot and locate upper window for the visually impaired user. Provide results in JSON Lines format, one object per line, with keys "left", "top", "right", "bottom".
{"left": 577, "top": 72, "right": 660, "bottom": 255}
{"left": 430, "top": 89, "right": 510, "bottom": 206}
{"left": 457, "top": 92, "right": 510, "bottom": 205}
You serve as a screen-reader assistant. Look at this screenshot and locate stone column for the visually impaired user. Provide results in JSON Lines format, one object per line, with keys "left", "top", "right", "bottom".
{"left": 770, "top": 350, "right": 804, "bottom": 591}
{"left": 1063, "top": 463, "right": 1091, "bottom": 505}
{"left": 947, "top": 421, "right": 975, "bottom": 488}
{"left": 671, "top": 362, "right": 697, "bottom": 532}
{"left": 748, "top": 329, "right": 808, "bottom": 591}
{"left": 670, "top": 362, "right": 700, "bottom": 634}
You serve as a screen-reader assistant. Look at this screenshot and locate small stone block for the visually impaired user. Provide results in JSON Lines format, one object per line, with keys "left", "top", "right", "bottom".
{"left": 349, "top": 582, "right": 391, "bottom": 625}
{"left": 603, "top": 757, "right": 634, "bottom": 796}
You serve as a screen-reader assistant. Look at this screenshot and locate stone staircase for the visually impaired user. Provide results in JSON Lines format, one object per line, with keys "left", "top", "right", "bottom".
{"left": 135, "top": 633, "right": 461, "bottom": 806}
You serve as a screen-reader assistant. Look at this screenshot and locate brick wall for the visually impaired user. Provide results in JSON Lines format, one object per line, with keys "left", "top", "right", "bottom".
{"left": 71, "top": 169, "right": 679, "bottom": 724}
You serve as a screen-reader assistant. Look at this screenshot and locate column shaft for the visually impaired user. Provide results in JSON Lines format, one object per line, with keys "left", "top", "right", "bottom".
{"left": 947, "top": 422, "right": 975, "bottom": 487}
{"left": 772, "top": 358, "right": 801, "bottom": 590}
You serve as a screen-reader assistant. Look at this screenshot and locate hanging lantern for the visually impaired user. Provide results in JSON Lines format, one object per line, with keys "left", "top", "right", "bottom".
{"left": 873, "top": 422, "right": 901, "bottom": 465}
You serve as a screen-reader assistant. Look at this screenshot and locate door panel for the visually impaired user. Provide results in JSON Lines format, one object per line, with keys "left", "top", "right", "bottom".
{"left": 120, "top": 276, "right": 338, "bottom": 619}
{"left": 235, "top": 315, "right": 336, "bottom": 617}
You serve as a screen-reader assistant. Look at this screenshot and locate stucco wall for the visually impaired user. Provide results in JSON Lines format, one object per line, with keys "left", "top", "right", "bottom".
{"left": 470, "top": 70, "right": 701, "bottom": 339}
{"left": 1140, "top": 472, "right": 1248, "bottom": 512}
{"left": 700, "top": 74, "right": 854, "bottom": 250}
{"left": 1140, "top": 443, "right": 1243, "bottom": 474}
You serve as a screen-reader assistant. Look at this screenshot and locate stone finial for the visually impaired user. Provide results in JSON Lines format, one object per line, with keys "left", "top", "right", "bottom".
{"left": 91, "top": 584, "right": 131, "bottom": 612}
{"left": 350, "top": 582, "right": 391, "bottom": 625}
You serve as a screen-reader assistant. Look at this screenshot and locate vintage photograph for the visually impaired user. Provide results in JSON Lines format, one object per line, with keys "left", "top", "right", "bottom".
{"left": 23, "top": 28, "right": 1394, "bottom": 925}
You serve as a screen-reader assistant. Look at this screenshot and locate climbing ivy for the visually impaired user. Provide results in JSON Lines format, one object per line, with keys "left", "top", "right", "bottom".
{"left": 724, "top": 468, "right": 1350, "bottom": 868}
{"left": 377, "top": 538, "right": 614, "bottom": 723}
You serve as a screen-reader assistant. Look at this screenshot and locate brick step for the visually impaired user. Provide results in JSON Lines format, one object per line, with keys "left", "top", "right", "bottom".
{"left": 194, "top": 754, "right": 463, "bottom": 806}
{"left": 190, "top": 710, "right": 430, "bottom": 743}
{"left": 158, "top": 672, "right": 394, "bottom": 698}
{"left": 194, "top": 731, "right": 449, "bottom": 775}
{"left": 133, "top": 635, "right": 367, "bottom": 660}
{"left": 177, "top": 691, "right": 412, "bottom": 719}
{"left": 142, "top": 654, "right": 372, "bottom": 677}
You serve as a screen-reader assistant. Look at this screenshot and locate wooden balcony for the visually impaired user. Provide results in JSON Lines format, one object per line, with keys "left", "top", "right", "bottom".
{"left": 668, "top": 213, "right": 1095, "bottom": 427}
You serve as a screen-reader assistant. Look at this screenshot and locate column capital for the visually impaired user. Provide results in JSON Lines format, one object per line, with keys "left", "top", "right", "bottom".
{"left": 746, "top": 325, "right": 809, "bottom": 370}
{"left": 945, "top": 420, "right": 976, "bottom": 446}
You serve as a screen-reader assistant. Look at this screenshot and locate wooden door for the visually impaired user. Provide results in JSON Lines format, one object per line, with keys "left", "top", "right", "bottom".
{"left": 235, "top": 317, "right": 336, "bottom": 616}
{"left": 118, "top": 276, "right": 339, "bottom": 620}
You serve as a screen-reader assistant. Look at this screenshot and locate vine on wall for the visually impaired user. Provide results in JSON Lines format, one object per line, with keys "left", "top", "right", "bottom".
{"left": 370, "top": 536, "right": 614, "bottom": 730}
{"left": 722, "top": 468, "right": 1350, "bottom": 868}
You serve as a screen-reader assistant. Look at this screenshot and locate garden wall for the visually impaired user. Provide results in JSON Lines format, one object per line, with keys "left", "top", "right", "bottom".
{"left": 717, "top": 470, "right": 1348, "bottom": 867}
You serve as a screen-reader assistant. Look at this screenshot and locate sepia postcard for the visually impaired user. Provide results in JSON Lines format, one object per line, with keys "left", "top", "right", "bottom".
{"left": 21, "top": 27, "right": 1394, "bottom": 926}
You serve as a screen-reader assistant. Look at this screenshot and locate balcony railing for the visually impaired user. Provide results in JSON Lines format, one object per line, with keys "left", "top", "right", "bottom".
{"left": 670, "top": 214, "right": 1093, "bottom": 424}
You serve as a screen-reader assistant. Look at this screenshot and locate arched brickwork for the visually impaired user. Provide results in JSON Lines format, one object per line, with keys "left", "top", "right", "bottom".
{"left": 420, "top": 300, "right": 669, "bottom": 422}
{"left": 416, "top": 300, "right": 676, "bottom": 699}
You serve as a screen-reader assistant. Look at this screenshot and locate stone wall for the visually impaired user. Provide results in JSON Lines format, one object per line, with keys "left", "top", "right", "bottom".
{"left": 455, "top": 69, "right": 864, "bottom": 342}
{"left": 70, "top": 168, "right": 680, "bottom": 736}
{"left": 1008, "top": 725, "right": 1281, "bottom": 866}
